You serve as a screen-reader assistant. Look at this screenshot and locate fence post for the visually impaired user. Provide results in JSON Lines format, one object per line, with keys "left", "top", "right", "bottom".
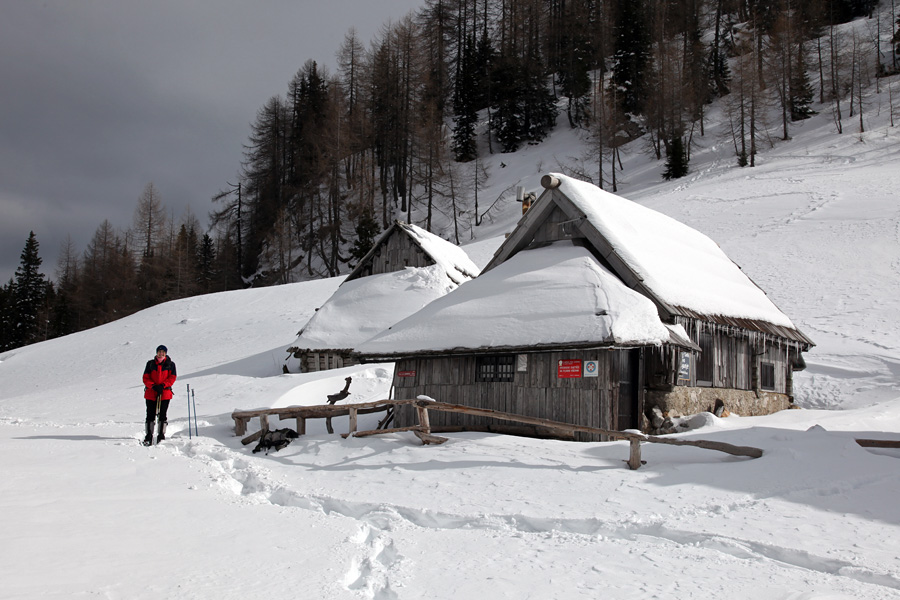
{"left": 349, "top": 408, "right": 358, "bottom": 434}
{"left": 416, "top": 405, "right": 432, "bottom": 434}
{"left": 628, "top": 439, "right": 643, "bottom": 470}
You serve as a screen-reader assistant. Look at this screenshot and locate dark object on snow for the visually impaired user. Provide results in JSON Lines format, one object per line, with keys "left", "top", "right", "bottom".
{"left": 327, "top": 377, "right": 353, "bottom": 404}
{"left": 713, "top": 399, "right": 726, "bottom": 418}
{"left": 253, "top": 428, "right": 300, "bottom": 454}
{"left": 325, "top": 377, "right": 352, "bottom": 434}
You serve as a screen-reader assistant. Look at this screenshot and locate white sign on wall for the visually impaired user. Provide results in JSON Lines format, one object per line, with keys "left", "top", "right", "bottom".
{"left": 583, "top": 360, "right": 599, "bottom": 377}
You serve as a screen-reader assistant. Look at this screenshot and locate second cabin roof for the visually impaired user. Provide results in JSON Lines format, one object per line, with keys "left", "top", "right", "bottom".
{"left": 346, "top": 221, "right": 479, "bottom": 286}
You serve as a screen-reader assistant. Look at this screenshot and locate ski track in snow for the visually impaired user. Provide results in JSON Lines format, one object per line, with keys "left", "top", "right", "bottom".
{"left": 171, "top": 436, "right": 900, "bottom": 597}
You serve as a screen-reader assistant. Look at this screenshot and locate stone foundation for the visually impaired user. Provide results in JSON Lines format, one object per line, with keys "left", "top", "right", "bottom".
{"left": 643, "top": 386, "right": 792, "bottom": 431}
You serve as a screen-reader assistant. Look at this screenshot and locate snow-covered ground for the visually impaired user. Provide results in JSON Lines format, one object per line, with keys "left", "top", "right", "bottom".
{"left": 3, "top": 51, "right": 900, "bottom": 600}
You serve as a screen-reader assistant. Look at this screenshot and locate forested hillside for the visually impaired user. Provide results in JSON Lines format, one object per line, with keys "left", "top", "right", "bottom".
{"left": 2, "top": 0, "right": 898, "bottom": 351}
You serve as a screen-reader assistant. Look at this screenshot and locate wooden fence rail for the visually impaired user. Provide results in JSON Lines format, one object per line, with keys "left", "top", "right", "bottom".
{"left": 232, "top": 398, "right": 900, "bottom": 469}
{"left": 233, "top": 396, "right": 767, "bottom": 470}
{"left": 410, "top": 398, "right": 763, "bottom": 469}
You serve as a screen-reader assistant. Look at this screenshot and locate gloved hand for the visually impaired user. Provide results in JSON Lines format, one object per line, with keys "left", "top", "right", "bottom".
{"left": 152, "top": 384, "right": 164, "bottom": 394}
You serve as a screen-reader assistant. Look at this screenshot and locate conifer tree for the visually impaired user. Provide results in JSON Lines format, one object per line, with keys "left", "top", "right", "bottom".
{"left": 11, "top": 231, "right": 47, "bottom": 348}
{"left": 610, "top": 0, "right": 652, "bottom": 115}
{"left": 550, "top": 0, "right": 593, "bottom": 127}
{"left": 662, "top": 136, "right": 689, "bottom": 180}
{"left": 452, "top": 36, "right": 480, "bottom": 162}
{"left": 790, "top": 44, "right": 817, "bottom": 121}
{"left": 709, "top": 0, "right": 732, "bottom": 98}
{"left": 491, "top": 51, "right": 557, "bottom": 152}
{"left": 349, "top": 210, "right": 381, "bottom": 267}
{"left": 196, "top": 233, "right": 217, "bottom": 294}
{"left": 0, "top": 279, "right": 14, "bottom": 351}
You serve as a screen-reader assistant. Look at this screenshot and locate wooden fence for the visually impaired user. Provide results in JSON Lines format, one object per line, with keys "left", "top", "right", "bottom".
{"left": 231, "top": 397, "right": 765, "bottom": 470}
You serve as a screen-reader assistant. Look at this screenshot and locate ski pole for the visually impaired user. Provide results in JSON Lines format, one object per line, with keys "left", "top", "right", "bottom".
{"left": 191, "top": 388, "right": 198, "bottom": 436}
{"left": 186, "top": 384, "right": 192, "bottom": 440}
{"left": 155, "top": 394, "right": 162, "bottom": 444}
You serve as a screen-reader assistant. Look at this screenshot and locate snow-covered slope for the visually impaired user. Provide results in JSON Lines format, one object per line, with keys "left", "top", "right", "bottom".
{"left": 2, "top": 53, "right": 900, "bottom": 600}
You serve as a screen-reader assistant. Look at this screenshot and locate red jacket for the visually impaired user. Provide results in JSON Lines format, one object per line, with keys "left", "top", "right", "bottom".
{"left": 143, "top": 356, "right": 177, "bottom": 400}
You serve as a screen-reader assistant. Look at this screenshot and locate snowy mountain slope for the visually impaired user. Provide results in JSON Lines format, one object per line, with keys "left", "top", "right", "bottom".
{"left": 2, "top": 51, "right": 900, "bottom": 600}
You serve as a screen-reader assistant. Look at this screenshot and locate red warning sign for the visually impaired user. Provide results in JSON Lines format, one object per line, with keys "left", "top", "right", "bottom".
{"left": 557, "top": 359, "right": 582, "bottom": 378}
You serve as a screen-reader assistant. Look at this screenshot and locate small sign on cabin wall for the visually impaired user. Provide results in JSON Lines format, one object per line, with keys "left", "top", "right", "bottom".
{"left": 558, "top": 359, "right": 582, "bottom": 378}
{"left": 517, "top": 354, "right": 528, "bottom": 372}
{"left": 398, "top": 370, "right": 416, "bottom": 378}
{"left": 678, "top": 352, "right": 691, "bottom": 382}
{"left": 583, "top": 360, "right": 599, "bottom": 377}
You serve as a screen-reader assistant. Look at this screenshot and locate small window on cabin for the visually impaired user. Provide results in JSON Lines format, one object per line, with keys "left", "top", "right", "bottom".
{"left": 760, "top": 362, "right": 776, "bottom": 391}
{"left": 476, "top": 355, "right": 516, "bottom": 382}
{"left": 696, "top": 332, "right": 714, "bottom": 386}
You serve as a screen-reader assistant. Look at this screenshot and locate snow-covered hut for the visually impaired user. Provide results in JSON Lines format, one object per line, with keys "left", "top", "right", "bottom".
{"left": 287, "top": 221, "right": 479, "bottom": 373}
{"left": 357, "top": 174, "right": 813, "bottom": 438}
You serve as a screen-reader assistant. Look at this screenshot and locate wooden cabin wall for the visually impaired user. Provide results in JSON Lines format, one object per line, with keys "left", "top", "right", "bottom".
{"left": 392, "top": 350, "right": 630, "bottom": 441}
{"left": 669, "top": 317, "right": 800, "bottom": 395}
{"left": 531, "top": 205, "right": 585, "bottom": 245}
{"left": 357, "top": 231, "right": 434, "bottom": 278}
{"left": 638, "top": 319, "right": 803, "bottom": 423}
{"left": 299, "top": 350, "right": 359, "bottom": 373}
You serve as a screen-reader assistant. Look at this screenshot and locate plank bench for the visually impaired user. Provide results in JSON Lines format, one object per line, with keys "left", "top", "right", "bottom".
{"left": 231, "top": 398, "right": 418, "bottom": 440}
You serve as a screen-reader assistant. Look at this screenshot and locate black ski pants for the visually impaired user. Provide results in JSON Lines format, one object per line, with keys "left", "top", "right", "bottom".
{"left": 145, "top": 399, "right": 171, "bottom": 424}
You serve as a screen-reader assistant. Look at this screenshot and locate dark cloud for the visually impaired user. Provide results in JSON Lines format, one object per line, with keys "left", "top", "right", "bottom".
{"left": 0, "top": 0, "right": 422, "bottom": 282}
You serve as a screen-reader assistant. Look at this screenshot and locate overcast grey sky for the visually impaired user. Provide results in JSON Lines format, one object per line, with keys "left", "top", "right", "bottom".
{"left": 0, "top": 0, "right": 423, "bottom": 283}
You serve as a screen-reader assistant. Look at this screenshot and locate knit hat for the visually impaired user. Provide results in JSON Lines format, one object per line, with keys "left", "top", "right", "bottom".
{"left": 156, "top": 345, "right": 168, "bottom": 354}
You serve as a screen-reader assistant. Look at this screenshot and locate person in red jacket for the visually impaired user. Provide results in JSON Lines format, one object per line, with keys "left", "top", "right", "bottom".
{"left": 142, "top": 344, "right": 177, "bottom": 445}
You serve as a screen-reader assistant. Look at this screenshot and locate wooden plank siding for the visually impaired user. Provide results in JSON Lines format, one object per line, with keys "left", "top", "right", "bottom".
{"left": 392, "top": 350, "right": 631, "bottom": 441}
{"left": 354, "top": 227, "right": 435, "bottom": 279}
{"left": 530, "top": 204, "right": 585, "bottom": 245}
{"left": 300, "top": 350, "right": 359, "bottom": 373}
{"left": 388, "top": 317, "right": 804, "bottom": 438}
{"left": 664, "top": 317, "right": 804, "bottom": 395}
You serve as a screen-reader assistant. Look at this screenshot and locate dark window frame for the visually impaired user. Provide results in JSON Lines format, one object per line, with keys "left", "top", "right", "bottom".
{"left": 696, "top": 331, "right": 714, "bottom": 386}
{"left": 476, "top": 355, "right": 516, "bottom": 382}
{"left": 760, "top": 362, "right": 776, "bottom": 391}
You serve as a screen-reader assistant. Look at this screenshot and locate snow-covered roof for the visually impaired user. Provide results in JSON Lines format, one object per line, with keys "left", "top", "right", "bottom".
{"left": 290, "top": 264, "right": 459, "bottom": 351}
{"left": 290, "top": 222, "right": 479, "bottom": 354}
{"left": 485, "top": 174, "right": 812, "bottom": 345}
{"left": 346, "top": 221, "right": 479, "bottom": 285}
{"left": 402, "top": 223, "right": 480, "bottom": 284}
{"left": 357, "top": 242, "right": 689, "bottom": 357}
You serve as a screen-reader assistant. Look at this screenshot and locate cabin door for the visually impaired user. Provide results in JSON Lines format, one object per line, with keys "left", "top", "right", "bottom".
{"left": 617, "top": 349, "right": 640, "bottom": 430}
